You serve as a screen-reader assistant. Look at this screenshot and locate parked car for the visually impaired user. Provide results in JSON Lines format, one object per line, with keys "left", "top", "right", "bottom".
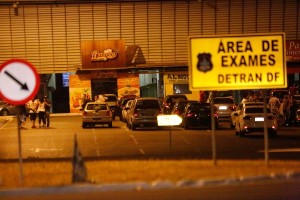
{"left": 121, "top": 99, "right": 134, "bottom": 123}
{"left": 171, "top": 100, "right": 198, "bottom": 117}
{"left": 118, "top": 96, "right": 137, "bottom": 121}
{"left": 211, "top": 97, "right": 236, "bottom": 121}
{"left": 181, "top": 102, "right": 218, "bottom": 130}
{"left": 235, "top": 105, "right": 278, "bottom": 137}
{"left": 295, "top": 107, "right": 300, "bottom": 126}
{"left": 82, "top": 102, "right": 112, "bottom": 128}
{"left": 229, "top": 101, "right": 265, "bottom": 128}
{"left": 104, "top": 94, "right": 118, "bottom": 120}
{"left": 162, "top": 94, "right": 188, "bottom": 114}
{"left": 0, "top": 100, "right": 17, "bottom": 116}
{"left": 127, "top": 97, "right": 162, "bottom": 130}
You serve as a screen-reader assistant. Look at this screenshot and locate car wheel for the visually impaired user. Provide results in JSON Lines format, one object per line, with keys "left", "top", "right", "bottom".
{"left": 184, "top": 123, "right": 189, "bottom": 130}
{"left": 269, "top": 130, "right": 277, "bottom": 137}
{"left": 131, "top": 123, "right": 136, "bottom": 130}
{"left": 1, "top": 110, "right": 9, "bottom": 116}
{"left": 82, "top": 122, "right": 87, "bottom": 128}
{"left": 108, "top": 122, "right": 112, "bottom": 128}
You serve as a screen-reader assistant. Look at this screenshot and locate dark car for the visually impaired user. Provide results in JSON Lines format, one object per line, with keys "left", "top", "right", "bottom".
{"left": 162, "top": 94, "right": 188, "bottom": 114}
{"left": 182, "top": 102, "right": 218, "bottom": 129}
{"left": 127, "top": 97, "right": 162, "bottom": 130}
{"left": 171, "top": 100, "right": 198, "bottom": 117}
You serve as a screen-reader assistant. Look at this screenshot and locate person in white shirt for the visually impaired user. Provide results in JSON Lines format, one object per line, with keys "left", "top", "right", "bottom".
{"left": 98, "top": 93, "right": 108, "bottom": 103}
{"left": 26, "top": 98, "right": 38, "bottom": 128}
{"left": 37, "top": 97, "right": 46, "bottom": 128}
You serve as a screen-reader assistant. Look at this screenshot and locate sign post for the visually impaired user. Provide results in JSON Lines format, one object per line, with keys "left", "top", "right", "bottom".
{"left": 188, "top": 33, "right": 287, "bottom": 167}
{"left": 0, "top": 59, "right": 40, "bottom": 185}
{"left": 157, "top": 115, "right": 183, "bottom": 154}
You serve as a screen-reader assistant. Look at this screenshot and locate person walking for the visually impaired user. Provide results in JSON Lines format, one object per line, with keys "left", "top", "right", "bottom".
{"left": 26, "top": 98, "right": 38, "bottom": 128}
{"left": 44, "top": 96, "right": 51, "bottom": 128}
{"left": 268, "top": 94, "right": 281, "bottom": 118}
{"left": 37, "top": 97, "right": 46, "bottom": 128}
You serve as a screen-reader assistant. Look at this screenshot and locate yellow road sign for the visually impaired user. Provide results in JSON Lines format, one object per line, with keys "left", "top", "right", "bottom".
{"left": 188, "top": 33, "right": 287, "bottom": 91}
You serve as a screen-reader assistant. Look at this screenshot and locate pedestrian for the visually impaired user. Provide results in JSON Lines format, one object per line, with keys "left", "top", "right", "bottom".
{"left": 44, "top": 96, "right": 51, "bottom": 128}
{"left": 18, "top": 104, "right": 27, "bottom": 128}
{"left": 289, "top": 95, "right": 297, "bottom": 126}
{"left": 81, "top": 94, "right": 91, "bottom": 110}
{"left": 282, "top": 95, "right": 291, "bottom": 126}
{"left": 26, "top": 97, "right": 38, "bottom": 128}
{"left": 37, "top": 97, "right": 46, "bottom": 128}
{"left": 268, "top": 94, "right": 281, "bottom": 118}
{"left": 98, "top": 93, "right": 107, "bottom": 103}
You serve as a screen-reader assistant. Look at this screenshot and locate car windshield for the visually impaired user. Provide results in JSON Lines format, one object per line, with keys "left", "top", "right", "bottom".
{"left": 106, "top": 96, "right": 117, "bottom": 101}
{"left": 245, "top": 107, "right": 271, "bottom": 113}
{"left": 166, "top": 96, "right": 187, "bottom": 103}
{"left": 214, "top": 98, "right": 234, "bottom": 104}
{"left": 136, "top": 100, "right": 160, "bottom": 109}
{"left": 87, "top": 104, "right": 107, "bottom": 110}
{"left": 189, "top": 103, "right": 211, "bottom": 111}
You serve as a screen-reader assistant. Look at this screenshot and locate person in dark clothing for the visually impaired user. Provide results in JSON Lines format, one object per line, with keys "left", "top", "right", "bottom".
{"left": 44, "top": 96, "right": 52, "bottom": 128}
{"left": 18, "top": 104, "right": 27, "bottom": 128}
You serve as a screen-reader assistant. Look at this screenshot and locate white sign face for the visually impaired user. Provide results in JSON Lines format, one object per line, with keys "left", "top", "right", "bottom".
{"left": 157, "top": 115, "right": 183, "bottom": 126}
{"left": 0, "top": 59, "right": 40, "bottom": 105}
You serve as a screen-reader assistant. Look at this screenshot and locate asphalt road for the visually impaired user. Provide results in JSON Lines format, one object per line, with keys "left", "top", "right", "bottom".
{"left": 0, "top": 115, "right": 299, "bottom": 161}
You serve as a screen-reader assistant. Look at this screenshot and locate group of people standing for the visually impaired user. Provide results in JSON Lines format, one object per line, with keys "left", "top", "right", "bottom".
{"left": 19, "top": 96, "right": 51, "bottom": 128}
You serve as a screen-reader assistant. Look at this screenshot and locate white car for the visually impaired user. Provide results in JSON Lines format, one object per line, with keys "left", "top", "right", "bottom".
{"left": 230, "top": 101, "right": 265, "bottom": 128}
{"left": 235, "top": 105, "right": 278, "bottom": 137}
{"left": 82, "top": 102, "right": 112, "bottom": 128}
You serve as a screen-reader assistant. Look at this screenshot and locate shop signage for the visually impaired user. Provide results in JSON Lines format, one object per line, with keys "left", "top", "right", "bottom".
{"left": 286, "top": 40, "right": 300, "bottom": 62}
{"left": 188, "top": 33, "right": 287, "bottom": 91}
{"left": 91, "top": 49, "right": 118, "bottom": 62}
{"left": 81, "top": 40, "right": 125, "bottom": 70}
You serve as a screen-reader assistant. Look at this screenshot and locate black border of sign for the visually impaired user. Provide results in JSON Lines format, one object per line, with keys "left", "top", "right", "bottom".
{"left": 0, "top": 59, "right": 40, "bottom": 105}
{"left": 188, "top": 32, "right": 287, "bottom": 91}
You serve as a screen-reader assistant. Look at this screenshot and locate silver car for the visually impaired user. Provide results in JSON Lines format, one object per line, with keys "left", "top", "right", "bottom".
{"left": 213, "top": 97, "right": 236, "bottom": 121}
{"left": 0, "top": 100, "right": 17, "bottom": 116}
{"left": 82, "top": 102, "right": 112, "bottom": 128}
{"left": 235, "top": 105, "right": 278, "bottom": 137}
{"left": 127, "top": 97, "right": 162, "bottom": 130}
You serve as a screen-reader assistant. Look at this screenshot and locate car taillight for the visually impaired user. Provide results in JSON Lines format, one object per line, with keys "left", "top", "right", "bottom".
{"left": 164, "top": 102, "right": 170, "bottom": 108}
{"left": 175, "top": 110, "right": 180, "bottom": 115}
{"left": 83, "top": 111, "right": 87, "bottom": 116}
{"left": 186, "top": 113, "right": 195, "bottom": 117}
{"left": 134, "top": 109, "right": 138, "bottom": 117}
{"left": 243, "top": 116, "right": 252, "bottom": 120}
{"left": 230, "top": 105, "right": 236, "bottom": 111}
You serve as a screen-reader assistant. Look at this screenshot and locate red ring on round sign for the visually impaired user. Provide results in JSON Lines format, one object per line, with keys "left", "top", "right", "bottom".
{"left": 0, "top": 59, "right": 40, "bottom": 105}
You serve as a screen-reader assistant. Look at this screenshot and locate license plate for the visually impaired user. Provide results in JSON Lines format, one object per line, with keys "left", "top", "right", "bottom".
{"left": 255, "top": 117, "right": 264, "bottom": 121}
{"left": 219, "top": 106, "right": 227, "bottom": 110}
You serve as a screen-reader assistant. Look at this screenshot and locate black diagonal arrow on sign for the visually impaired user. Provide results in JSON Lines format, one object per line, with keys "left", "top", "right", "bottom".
{"left": 4, "top": 70, "right": 29, "bottom": 91}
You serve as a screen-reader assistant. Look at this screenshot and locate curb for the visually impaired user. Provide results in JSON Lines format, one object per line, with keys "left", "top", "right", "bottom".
{"left": 1, "top": 172, "right": 300, "bottom": 197}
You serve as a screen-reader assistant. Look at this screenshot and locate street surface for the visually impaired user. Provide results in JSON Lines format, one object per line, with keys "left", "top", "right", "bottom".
{"left": 0, "top": 115, "right": 299, "bottom": 161}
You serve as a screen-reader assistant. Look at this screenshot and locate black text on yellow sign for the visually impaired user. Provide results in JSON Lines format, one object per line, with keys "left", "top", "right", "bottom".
{"left": 188, "top": 33, "right": 287, "bottom": 91}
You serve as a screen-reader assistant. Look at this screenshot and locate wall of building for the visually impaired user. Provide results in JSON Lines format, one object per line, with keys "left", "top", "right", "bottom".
{"left": 0, "top": 0, "right": 299, "bottom": 74}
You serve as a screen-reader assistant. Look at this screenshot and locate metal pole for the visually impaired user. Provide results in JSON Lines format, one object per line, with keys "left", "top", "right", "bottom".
{"left": 263, "top": 90, "right": 269, "bottom": 167}
{"left": 169, "top": 126, "right": 172, "bottom": 154}
{"left": 210, "top": 91, "right": 217, "bottom": 166}
{"left": 16, "top": 106, "right": 24, "bottom": 185}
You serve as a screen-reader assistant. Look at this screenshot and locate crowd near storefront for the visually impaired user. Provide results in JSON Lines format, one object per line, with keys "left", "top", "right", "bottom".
{"left": 0, "top": 0, "right": 299, "bottom": 113}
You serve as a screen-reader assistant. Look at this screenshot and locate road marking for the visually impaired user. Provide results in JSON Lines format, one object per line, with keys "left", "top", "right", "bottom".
{"left": 130, "top": 134, "right": 139, "bottom": 145}
{"left": 92, "top": 130, "right": 101, "bottom": 157}
{"left": 259, "top": 148, "right": 300, "bottom": 153}
{"left": 139, "top": 149, "right": 145, "bottom": 155}
{"left": 28, "top": 148, "right": 63, "bottom": 153}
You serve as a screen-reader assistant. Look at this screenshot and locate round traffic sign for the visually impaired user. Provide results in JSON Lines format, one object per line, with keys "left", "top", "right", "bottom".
{"left": 0, "top": 59, "right": 40, "bottom": 105}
